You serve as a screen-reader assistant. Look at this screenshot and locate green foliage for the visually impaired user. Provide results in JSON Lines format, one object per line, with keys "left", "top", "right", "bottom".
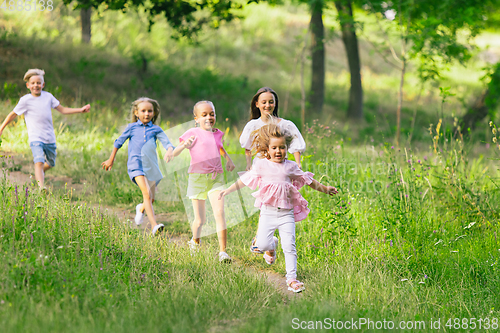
{"left": 1, "top": 83, "right": 19, "bottom": 103}
{"left": 484, "top": 62, "right": 500, "bottom": 117}
{"left": 64, "top": 0, "right": 244, "bottom": 39}
{"left": 364, "top": 0, "right": 500, "bottom": 82}
{"left": 1, "top": 9, "right": 500, "bottom": 330}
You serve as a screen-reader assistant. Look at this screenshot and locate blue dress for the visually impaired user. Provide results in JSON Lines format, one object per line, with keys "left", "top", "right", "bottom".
{"left": 114, "top": 120, "right": 174, "bottom": 184}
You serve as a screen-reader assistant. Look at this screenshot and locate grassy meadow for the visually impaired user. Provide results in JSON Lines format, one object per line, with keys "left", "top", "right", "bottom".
{"left": 1, "top": 2, "right": 500, "bottom": 332}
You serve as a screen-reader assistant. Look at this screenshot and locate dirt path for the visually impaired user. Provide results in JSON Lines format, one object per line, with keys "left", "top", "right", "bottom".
{"left": 1, "top": 156, "right": 301, "bottom": 299}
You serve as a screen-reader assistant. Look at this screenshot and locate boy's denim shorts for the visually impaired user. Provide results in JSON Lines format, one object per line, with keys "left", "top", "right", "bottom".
{"left": 29, "top": 141, "right": 57, "bottom": 167}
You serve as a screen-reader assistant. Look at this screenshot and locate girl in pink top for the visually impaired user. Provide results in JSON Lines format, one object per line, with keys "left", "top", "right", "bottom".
{"left": 219, "top": 122, "right": 337, "bottom": 292}
{"left": 173, "top": 101, "right": 235, "bottom": 263}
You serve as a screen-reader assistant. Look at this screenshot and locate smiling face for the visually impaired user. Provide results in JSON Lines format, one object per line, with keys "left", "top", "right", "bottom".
{"left": 267, "top": 136, "right": 287, "bottom": 163}
{"left": 134, "top": 102, "right": 155, "bottom": 124}
{"left": 194, "top": 102, "right": 216, "bottom": 131}
{"left": 255, "top": 92, "right": 275, "bottom": 119}
{"left": 26, "top": 75, "right": 45, "bottom": 97}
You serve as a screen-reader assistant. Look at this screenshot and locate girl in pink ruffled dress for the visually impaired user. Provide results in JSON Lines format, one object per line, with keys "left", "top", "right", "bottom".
{"left": 219, "top": 123, "right": 337, "bottom": 292}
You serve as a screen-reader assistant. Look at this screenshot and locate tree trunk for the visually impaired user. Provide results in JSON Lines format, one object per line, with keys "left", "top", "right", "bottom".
{"left": 461, "top": 90, "right": 489, "bottom": 132}
{"left": 460, "top": 63, "right": 500, "bottom": 131}
{"left": 335, "top": 0, "right": 363, "bottom": 119}
{"left": 81, "top": 7, "right": 91, "bottom": 44}
{"left": 308, "top": 0, "right": 325, "bottom": 114}
{"left": 396, "top": 58, "right": 406, "bottom": 146}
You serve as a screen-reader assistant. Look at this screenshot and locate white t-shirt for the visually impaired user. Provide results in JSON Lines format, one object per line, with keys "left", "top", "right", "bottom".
{"left": 13, "top": 91, "right": 60, "bottom": 144}
{"left": 239, "top": 117, "right": 306, "bottom": 154}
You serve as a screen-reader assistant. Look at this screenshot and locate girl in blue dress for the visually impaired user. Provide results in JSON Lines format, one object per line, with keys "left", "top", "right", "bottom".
{"left": 102, "top": 97, "right": 174, "bottom": 236}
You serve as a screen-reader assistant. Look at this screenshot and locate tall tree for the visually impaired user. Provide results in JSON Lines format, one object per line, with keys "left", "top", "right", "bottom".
{"left": 335, "top": 0, "right": 363, "bottom": 119}
{"left": 308, "top": 0, "right": 325, "bottom": 113}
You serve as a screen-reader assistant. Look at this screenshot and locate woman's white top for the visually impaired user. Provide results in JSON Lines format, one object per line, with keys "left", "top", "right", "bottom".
{"left": 239, "top": 117, "right": 306, "bottom": 154}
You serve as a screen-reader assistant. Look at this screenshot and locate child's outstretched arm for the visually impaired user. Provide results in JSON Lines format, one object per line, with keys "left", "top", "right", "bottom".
{"left": 103, "top": 124, "right": 131, "bottom": 171}
{"left": 157, "top": 132, "right": 175, "bottom": 163}
{"left": 308, "top": 179, "right": 338, "bottom": 196}
{"left": 173, "top": 136, "right": 195, "bottom": 157}
{"left": 218, "top": 179, "right": 246, "bottom": 200}
{"left": 293, "top": 152, "right": 302, "bottom": 169}
{"left": 102, "top": 147, "right": 119, "bottom": 171}
{"left": 245, "top": 149, "right": 252, "bottom": 171}
{"left": 220, "top": 147, "right": 235, "bottom": 172}
{"left": 163, "top": 147, "right": 174, "bottom": 162}
{"left": 0, "top": 111, "right": 18, "bottom": 137}
{"left": 55, "top": 104, "right": 91, "bottom": 115}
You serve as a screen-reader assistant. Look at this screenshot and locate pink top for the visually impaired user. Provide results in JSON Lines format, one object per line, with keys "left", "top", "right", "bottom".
{"left": 179, "top": 127, "right": 224, "bottom": 175}
{"left": 239, "top": 158, "right": 314, "bottom": 221}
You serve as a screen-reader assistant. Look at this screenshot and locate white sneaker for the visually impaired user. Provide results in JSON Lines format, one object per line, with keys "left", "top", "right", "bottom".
{"left": 134, "top": 204, "right": 144, "bottom": 226}
{"left": 219, "top": 251, "right": 232, "bottom": 263}
{"left": 151, "top": 223, "right": 164, "bottom": 236}
{"left": 250, "top": 236, "right": 264, "bottom": 254}
{"left": 188, "top": 238, "right": 200, "bottom": 254}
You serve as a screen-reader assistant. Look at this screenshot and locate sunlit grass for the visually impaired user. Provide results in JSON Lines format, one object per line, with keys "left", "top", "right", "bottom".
{"left": 1, "top": 106, "right": 499, "bottom": 331}
{"left": 1, "top": 4, "right": 500, "bottom": 331}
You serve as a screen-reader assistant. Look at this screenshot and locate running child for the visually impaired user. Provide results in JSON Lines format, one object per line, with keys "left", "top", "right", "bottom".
{"left": 101, "top": 97, "right": 174, "bottom": 236}
{"left": 239, "top": 87, "right": 306, "bottom": 254}
{"left": 0, "top": 69, "right": 91, "bottom": 189}
{"left": 219, "top": 123, "right": 337, "bottom": 292}
{"left": 173, "top": 101, "right": 235, "bottom": 263}
{"left": 239, "top": 87, "right": 305, "bottom": 170}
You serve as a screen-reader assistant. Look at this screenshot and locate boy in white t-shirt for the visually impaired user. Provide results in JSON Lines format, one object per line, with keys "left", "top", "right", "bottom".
{"left": 0, "top": 69, "right": 91, "bottom": 189}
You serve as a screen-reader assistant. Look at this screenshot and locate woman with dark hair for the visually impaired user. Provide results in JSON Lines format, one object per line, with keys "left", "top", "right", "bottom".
{"left": 240, "top": 87, "right": 306, "bottom": 171}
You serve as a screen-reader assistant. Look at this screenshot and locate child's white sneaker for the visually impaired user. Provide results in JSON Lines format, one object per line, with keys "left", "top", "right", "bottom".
{"left": 134, "top": 204, "right": 144, "bottom": 226}
{"left": 250, "top": 236, "right": 264, "bottom": 254}
{"left": 188, "top": 238, "right": 200, "bottom": 254}
{"left": 151, "top": 223, "right": 164, "bottom": 236}
{"left": 218, "top": 251, "right": 232, "bottom": 263}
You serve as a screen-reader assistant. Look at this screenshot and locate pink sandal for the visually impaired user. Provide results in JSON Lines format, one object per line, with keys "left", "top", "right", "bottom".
{"left": 263, "top": 251, "right": 276, "bottom": 264}
{"left": 287, "top": 279, "right": 305, "bottom": 293}
{"left": 263, "top": 236, "right": 279, "bottom": 265}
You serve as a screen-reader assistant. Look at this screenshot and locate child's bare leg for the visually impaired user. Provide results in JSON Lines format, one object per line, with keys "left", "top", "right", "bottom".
{"left": 138, "top": 180, "right": 156, "bottom": 214}
{"left": 208, "top": 190, "right": 227, "bottom": 252}
{"left": 191, "top": 199, "right": 206, "bottom": 243}
{"left": 34, "top": 162, "right": 52, "bottom": 188}
{"left": 150, "top": 181, "right": 156, "bottom": 204}
{"left": 34, "top": 162, "right": 50, "bottom": 188}
{"left": 134, "top": 176, "right": 158, "bottom": 228}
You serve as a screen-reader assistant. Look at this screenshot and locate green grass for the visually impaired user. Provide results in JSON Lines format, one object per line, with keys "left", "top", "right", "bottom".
{"left": 1, "top": 109, "right": 500, "bottom": 332}
{"left": 1, "top": 2, "right": 500, "bottom": 332}
{"left": 0, "top": 175, "right": 285, "bottom": 333}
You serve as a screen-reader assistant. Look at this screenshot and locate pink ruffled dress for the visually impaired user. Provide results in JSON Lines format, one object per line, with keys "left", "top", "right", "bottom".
{"left": 239, "top": 158, "right": 314, "bottom": 222}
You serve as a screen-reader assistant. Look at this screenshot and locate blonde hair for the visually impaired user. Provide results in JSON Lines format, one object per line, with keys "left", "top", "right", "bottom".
{"left": 251, "top": 120, "right": 293, "bottom": 159}
{"left": 193, "top": 101, "right": 215, "bottom": 127}
{"left": 193, "top": 100, "right": 215, "bottom": 116}
{"left": 24, "top": 69, "right": 45, "bottom": 82}
{"left": 130, "top": 97, "right": 161, "bottom": 124}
